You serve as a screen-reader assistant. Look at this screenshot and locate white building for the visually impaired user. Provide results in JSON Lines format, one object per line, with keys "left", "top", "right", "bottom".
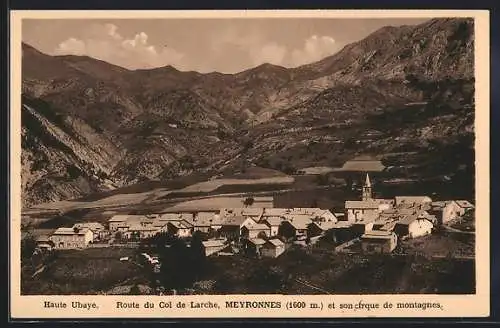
{"left": 50, "top": 227, "right": 94, "bottom": 249}
{"left": 394, "top": 214, "right": 434, "bottom": 238}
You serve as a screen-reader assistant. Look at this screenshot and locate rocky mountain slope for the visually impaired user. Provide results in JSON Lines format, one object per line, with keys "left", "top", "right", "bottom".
{"left": 20, "top": 17, "right": 475, "bottom": 207}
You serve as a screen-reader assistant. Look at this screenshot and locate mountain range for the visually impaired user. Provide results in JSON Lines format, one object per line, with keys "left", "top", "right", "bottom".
{"left": 21, "top": 17, "right": 475, "bottom": 207}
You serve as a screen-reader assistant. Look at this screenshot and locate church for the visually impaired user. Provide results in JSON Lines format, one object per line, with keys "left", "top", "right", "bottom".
{"left": 344, "top": 173, "right": 394, "bottom": 223}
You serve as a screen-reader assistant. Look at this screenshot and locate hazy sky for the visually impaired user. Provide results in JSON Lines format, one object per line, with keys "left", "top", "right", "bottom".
{"left": 23, "top": 18, "right": 429, "bottom": 73}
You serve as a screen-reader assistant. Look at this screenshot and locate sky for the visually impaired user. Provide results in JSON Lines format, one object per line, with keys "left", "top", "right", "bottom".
{"left": 22, "top": 18, "right": 430, "bottom": 74}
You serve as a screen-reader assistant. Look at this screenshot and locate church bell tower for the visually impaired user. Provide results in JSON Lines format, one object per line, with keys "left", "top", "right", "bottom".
{"left": 362, "top": 173, "right": 372, "bottom": 201}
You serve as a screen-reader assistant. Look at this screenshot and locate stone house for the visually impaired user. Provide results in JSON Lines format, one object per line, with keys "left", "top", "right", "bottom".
{"left": 167, "top": 220, "right": 193, "bottom": 238}
{"left": 278, "top": 215, "right": 312, "bottom": 239}
{"left": 245, "top": 238, "right": 267, "bottom": 257}
{"left": 218, "top": 215, "right": 246, "bottom": 240}
{"left": 241, "top": 223, "right": 270, "bottom": 239}
{"left": 430, "top": 201, "right": 463, "bottom": 225}
{"left": 50, "top": 227, "right": 94, "bottom": 249}
{"left": 394, "top": 215, "right": 433, "bottom": 238}
{"left": 360, "top": 230, "right": 398, "bottom": 254}
{"left": 108, "top": 215, "right": 130, "bottom": 231}
{"left": 122, "top": 224, "right": 159, "bottom": 240}
{"left": 260, "top": 239, "right": 286, "bottom": 258}
{"left": 345, "top": 200, "right": 381, "bottom": 223}
{"left": 201, "top": 239, "right": 228, "bottom": 257}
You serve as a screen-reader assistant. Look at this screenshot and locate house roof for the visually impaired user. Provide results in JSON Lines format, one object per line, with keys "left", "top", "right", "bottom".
{"left": 282, "top": 215, "right": 313, "bottom": 230}
{"left": 374, "top": 212, "right": 398, "bottom": 223}
{"left": 221, "top": 215, "right": 247, "bottom": 226}
{"left": 262, "top": 207, "right": 333, "bottom": 218}
{"left": 365, "top": 230, "right": 394, "bottom": 236}
{"left": 128, "top": 224, "right": 159, "bottom": 232}
{"left": 266, "top": 239, "right": 285, "bottom": 247}
{"left": 379, "top": 221, "right": 397, "bottom": 231}
{"left": 152, "top": 221, "right": 168, "bottom": 228}
{"left": 192, "top": 218, "right": 214, "bottom": 227}
{"left": 241, "top": 208, "right": 265, "bottom": 216}
{"left": 374, "top": 218, "right": 396, "bottom": 228}
{"left": 248, "top": 238, "right": 266, "bottom": 245}
{"left": 332, "top": 221, "right": 353, "bottom": 229}
{"left": 202, "top": 239, "right": 226, "bottom": 248}
{"left": 263, "top": 208, "right": 289, "bottom": 216}
{"left": 403, "top": 218, "right": 434, "bottom": 229}
{"left": 313, "top": 221, "right": 338, "bottom": 231}
{"left": 419, "top": 210, "right": 436, "bottom": 220}
{"left": 290, "top": 208, "right": 322, "bottom": 215}
{"left": 222, "top": 207, "right": 264, "bottom": 217}
{"left": 244, "top": 223, "right": 269, "bottom": 231}
{"left": 73, "top": 222, "right": 105, "bottom": 231}
{"left": 401, "top": 205, "right": 429, "bottom": 213}
{"left": 377, "top": 207, "right": 433, "bottom": 227}
{"left": 361, "top": 230, "right": 395, "bottom": 240}
{"left": 193, "top": 214, "right": 223, "bottom": 227}
{"left": 109, "top": 214, "right": 149, "bottom": 224}
{"left": 355, "top": 213, "right": 379, "bottom": 224}
{"left": 182, "top": 220, "right": 194, "bottom": 228}
{"left": 379, "top": 208, "right": 399, "bottom": 216}
{"left": 345, "top": 200, "right": 380, "bottom": 209}
{"left": 395, "top": 213, "right": 417, "bottom": 225}
{"left": 394, "top": 196, "right": 432, "bottom": 206}
{"left": 168, "top": 220, "right": 193, "bottom": 229}
{"left": 397, "top": 214, "right": 432, "bottom": 226}
{"left": 455, "top": 200, "right": 474, "bottom": 208}
{"left": 318, "top": 209, "right": 337, "bottom": 218}
{"left": 52, "top": 227, "right": 91, "bottom": 236}
{"left": 263, "top": 216, "right": 285, "bottom": 227}
{"left": 113, "top": 222, "right": 130, "bottom": 227}
{"left": 375, "top": 199, "right": 394, "bottom": 205}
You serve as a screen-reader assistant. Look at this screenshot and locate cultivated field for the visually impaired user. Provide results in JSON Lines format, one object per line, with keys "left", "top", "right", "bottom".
{"left": 23, "top": 167, "right": 295, "bottom": 216}
{"left": 177, "top": 176, "right": 294, "bottom": 193}
{"left": 163, "top": 196, "right": 268, "bottom": 212}
{"left": 299, "top": 166, "right": 338, "bottom": 175}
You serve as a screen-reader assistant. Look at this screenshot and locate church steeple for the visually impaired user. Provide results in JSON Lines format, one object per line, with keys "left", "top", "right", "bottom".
{"left": 362, "top": 173, "right": 372, "bottom": 201}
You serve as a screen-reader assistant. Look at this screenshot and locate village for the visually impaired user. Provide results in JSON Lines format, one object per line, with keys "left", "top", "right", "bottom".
{"left": 33, "top": 173, "right": 475, "bottom": 267}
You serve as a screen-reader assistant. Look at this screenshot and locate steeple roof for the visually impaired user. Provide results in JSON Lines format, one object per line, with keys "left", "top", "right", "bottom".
{"left": 364, "top": 173, "right": 372, "bottom": 187}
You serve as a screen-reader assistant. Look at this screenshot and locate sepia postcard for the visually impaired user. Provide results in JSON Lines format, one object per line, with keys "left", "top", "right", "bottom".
{"left": 10, "top": 9, "right": 490, "bottom": 319}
